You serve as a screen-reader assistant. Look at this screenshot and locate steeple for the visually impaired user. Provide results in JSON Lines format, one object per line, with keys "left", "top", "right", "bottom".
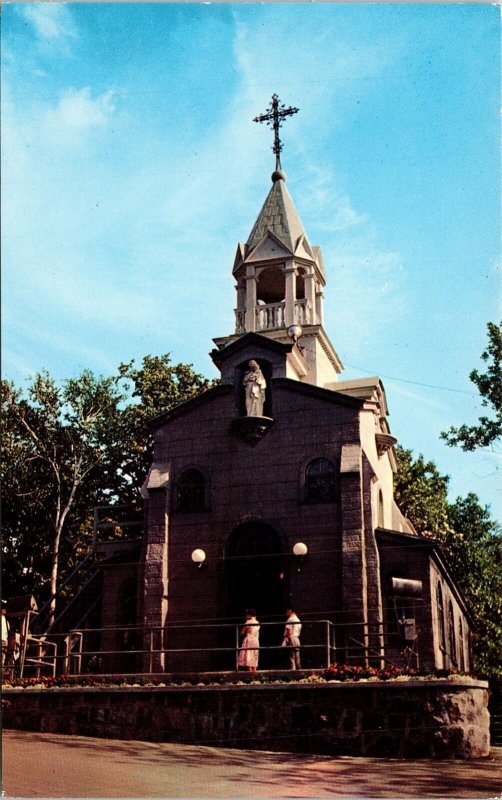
{"left": 213, "top": 95, "right": 343, "bottom": 388}
{"left": 245, "top": 171, "right": 319, "bottom": 259}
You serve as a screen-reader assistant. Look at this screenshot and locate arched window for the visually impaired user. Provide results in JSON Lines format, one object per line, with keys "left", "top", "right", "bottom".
{"left": 305, "top": 458, "right": 336, "bottom": 503}
{"left": 296, "top": 268, "right": 306, "bottom": 300}
{"left": 378, "top": 489, "right": 385, "bottom": 528}
{"left": 177, "top": 469, "right": 206, "bottom": 512}
{"left": 458, "top": 618, "right": 465, "bottom": 672}
{"left": 256, "top": 266, "right": 285, "bottom": 304}
{"left": 436, "top": 583, "right": 446, "bottom": 651}
{"left": 448, "top": 601, "right": 457, "bottom": 666}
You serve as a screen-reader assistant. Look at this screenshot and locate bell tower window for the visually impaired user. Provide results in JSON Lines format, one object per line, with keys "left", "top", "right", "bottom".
{"left": 256, "top": 266, "right": 285, "bottom": 304}
{"left": 436, "top": 583, "right": 446, "bottom": 652}
{"left": 296, "top": 268, "right": 306, "bottom": 300}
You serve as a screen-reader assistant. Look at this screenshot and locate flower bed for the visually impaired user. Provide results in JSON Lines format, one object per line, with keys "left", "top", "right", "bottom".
{"left": 2, "top": 664, "right": 472, "bottom": 689}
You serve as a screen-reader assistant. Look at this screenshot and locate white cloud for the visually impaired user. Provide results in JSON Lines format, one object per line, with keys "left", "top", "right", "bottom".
{"left": 19, "top": 3, "right": 77, "bottom": 42}
{"left": 45, "top": 87, "right": 118, "bottom": 133}
{"left": 328, "top": 198, "right": 367, "bottom": 232}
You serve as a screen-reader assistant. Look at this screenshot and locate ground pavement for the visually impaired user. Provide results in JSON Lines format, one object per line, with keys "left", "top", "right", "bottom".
{"left": 3, "top": 730, "right": 501, "bottom": 798}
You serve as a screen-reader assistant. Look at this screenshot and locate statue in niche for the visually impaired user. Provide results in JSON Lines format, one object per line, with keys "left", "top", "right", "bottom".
{"left": 243, "top": 360, "right": 267, "bottom": 417}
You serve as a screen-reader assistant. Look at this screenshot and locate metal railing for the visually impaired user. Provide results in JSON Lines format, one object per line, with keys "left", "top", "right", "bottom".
{"left": 6, "top": 615, "right": 429, "bottom": 679}
{"left": 10, "top": 620, "right": 337, "bottom": 678}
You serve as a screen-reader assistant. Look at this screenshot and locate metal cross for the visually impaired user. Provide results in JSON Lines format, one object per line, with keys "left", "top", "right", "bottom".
{"left": 253, "top": 94, "right": 299, "bottom": 171}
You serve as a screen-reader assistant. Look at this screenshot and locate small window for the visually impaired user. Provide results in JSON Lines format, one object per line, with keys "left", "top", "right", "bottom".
{"left": 448, "top": 601, "right": 457, "bottom": 666}
{"left": 436, "top": 584, "right": 446, "bottom": 651}
{"left": 177, "top": 469, "right": 206, "bottom": 512}
{"left": 378, "top": 489, "right": 385, "bottom": 528}
{"left": 305, "top": 458, "right": 336, "bottom": 503}
{"left": 458, "top": 618, "right": 465, "bottom": 672}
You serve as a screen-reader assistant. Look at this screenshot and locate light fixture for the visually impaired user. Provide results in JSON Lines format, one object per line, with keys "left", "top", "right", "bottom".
{"left": 287, "top": 324, "right": 303, "bottom": 345}
{"left": 191, "top": 548, "right": 206, "bottom": 568}
{"left": 293, "top": 542, "right": 308, "bottom": 571}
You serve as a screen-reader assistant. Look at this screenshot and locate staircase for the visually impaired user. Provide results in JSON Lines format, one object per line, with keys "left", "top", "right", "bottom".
{"left": 489, "top": 678, "right": 502, "bottom": 747}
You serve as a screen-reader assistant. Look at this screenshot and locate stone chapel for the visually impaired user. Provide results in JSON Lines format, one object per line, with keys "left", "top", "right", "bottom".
{"left": 95, "top": 104, "right": 472, "bottom": 676}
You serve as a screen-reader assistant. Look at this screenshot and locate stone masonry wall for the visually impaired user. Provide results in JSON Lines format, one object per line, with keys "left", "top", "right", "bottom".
{"left": 3, "top": 680, "right": 489, "bottom": 759}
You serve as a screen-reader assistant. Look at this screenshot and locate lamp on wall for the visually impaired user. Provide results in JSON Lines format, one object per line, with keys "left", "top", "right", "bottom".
{"left": 191, "top": 548, "right": 206, "bottom": 569}
{"left": 292, "top": 541, "right": 308, "bottom": 571}
{"left": 287, "top": 324, "right": 303, "bottom": 345}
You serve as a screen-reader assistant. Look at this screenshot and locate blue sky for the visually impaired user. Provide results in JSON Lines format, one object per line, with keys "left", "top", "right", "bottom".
{"left": 2, "top": 3, "right": 501, "bottom": 519}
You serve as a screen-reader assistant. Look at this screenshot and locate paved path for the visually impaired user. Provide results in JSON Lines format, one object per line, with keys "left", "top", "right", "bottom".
{"left": 3, "top": 730, "right": 501, "bottom": 798}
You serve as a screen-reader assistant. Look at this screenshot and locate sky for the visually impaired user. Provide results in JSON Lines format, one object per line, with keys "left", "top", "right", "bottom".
{"left": 2, "top": 3, "right": 501, "bottom": 520}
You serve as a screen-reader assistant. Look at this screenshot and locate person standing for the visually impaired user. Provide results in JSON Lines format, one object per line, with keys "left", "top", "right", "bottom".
{"left": 2, "top": 601, "right": 10, "bottom": 667}
{"left": 283, "top": 607, "right": 302, "bottom": 670}
{"left": 237, "top": 609, "right": 260, "bottom": 673}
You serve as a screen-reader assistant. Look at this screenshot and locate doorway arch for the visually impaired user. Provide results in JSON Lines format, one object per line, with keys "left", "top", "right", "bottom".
{"left": 226, "top": 521, "right": 287, "bottom": 667}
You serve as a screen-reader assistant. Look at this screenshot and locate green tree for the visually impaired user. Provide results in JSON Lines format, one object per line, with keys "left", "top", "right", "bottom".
{"left": 393, "top": 446, "right": 451, "bottom": 536}
{"left": 447, "top": 494, "right": 502, "bottom": 676}
{"left": 2, "top": 372, "right": 125, "bottom": 624}
{"left": 441, "top": 321, "right": 502, "bottom": 450}
{"left": 1, "top": 355, "right": 213, "bottom": 613}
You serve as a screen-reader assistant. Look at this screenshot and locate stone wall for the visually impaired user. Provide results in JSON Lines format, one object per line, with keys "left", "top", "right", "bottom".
{"left": 3, "top": 680, "right": 489, "bottom": 758}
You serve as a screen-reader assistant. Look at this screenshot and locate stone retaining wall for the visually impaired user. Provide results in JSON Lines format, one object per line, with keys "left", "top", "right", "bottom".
{"left": 3, "top": 679, "right": 490, "bottom": 758}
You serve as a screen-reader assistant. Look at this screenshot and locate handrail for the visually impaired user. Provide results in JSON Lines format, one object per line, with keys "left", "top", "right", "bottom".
{"left": 12, "top": 618, "right": 426, "bottom": 679}
{"left": 34, "top": 552, "right": 95, "bottom": 630}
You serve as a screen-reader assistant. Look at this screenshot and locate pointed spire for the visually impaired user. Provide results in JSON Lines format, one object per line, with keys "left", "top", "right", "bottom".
{"left": 246, "top": 172, "right": 309, "bottom": 254}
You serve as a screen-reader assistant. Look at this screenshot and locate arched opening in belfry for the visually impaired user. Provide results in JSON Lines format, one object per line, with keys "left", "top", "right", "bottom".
{"left": 256, "top": 266, "right": 285, "bottom": 304}
{"left": 296, "top": 268, "right": 306, "bottom": 300}
{"left": 225, "top": 521, "right": 287, "bottom": 668}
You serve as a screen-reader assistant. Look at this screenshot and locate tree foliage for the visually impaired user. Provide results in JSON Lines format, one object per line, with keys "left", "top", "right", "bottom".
{"left": 447, "top": 494, "right": 502, "bottom": 675}
{"left": 2, "top": 371, "right": 125, "bottom": 623}
{"left": 393, "top": 447, "right": 451, "bottom": 536}
{"left": 1, "top": 355, "right": 213, "bottom": 614}
{"left": 395, "top": 446, "right": 502, "bottom": 676}
{"left": 441, "top": 321, "right": 502, "bottom": 451}
{"left": 116, "top": 354, "right": 213, "bottom": 500}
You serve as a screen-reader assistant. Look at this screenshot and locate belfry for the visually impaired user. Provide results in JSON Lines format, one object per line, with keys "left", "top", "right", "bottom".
{"left": 216, "top": 94, "right": 342, "bottom": 388}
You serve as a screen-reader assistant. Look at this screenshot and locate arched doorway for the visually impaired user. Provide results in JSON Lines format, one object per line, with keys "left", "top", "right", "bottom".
{"left": 226, "top": 522, "right": 287, "bottom": 668}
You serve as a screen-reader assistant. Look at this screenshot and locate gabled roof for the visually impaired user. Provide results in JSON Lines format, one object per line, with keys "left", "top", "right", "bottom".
{"left": 246, "top": 175, "right": 310, "bottom": 255}
{"left": 148, "top": 384, "right": 233, "bottom": 429}
{"left": 149, "top": 373, "right": 362, "bottom": 432}
{"left": 272, "top": 377, "right": 363, "bottom": 409}
{"left": 244, "top": 230, "right": 294, "bottom": 263}
{"left": 210, "top": 331, "right": 293, "bottom": 368}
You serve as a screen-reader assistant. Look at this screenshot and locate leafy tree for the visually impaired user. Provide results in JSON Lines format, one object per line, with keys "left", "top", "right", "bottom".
{"left": 447, "top": 494, "right": 502, "bottom": 676}
{"left": 393, "top": 446, "right": 451, "bottom": 536}
{"left": 441, "top": 321, "right": 502, "bottom": 450}
{"left": 1, "top": 355, "right": 213, "bottom": 615}
{"left": 2, "top": 372, "right": 125, "bottom": 625}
